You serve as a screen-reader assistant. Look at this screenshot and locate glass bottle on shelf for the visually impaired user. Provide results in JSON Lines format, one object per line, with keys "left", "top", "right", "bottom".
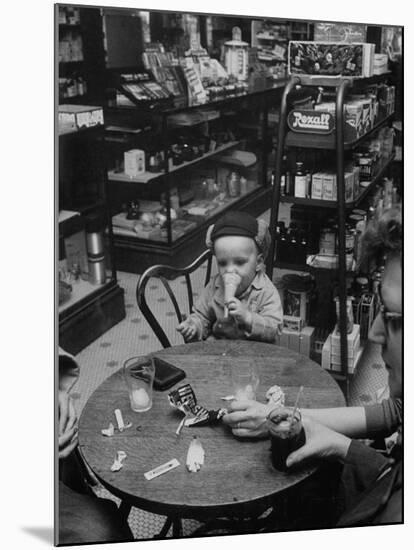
{"left": 276, "top": 222, "right": 287, "bottom": 262}
{"left": 280, "top": 155, "right": 288, "bottom": 195}
{"left": 294, "top": 161, "right": 307, "bottom": 198}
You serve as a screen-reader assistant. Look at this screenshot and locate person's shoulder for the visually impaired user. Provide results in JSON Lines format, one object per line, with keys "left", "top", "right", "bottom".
{"left": 259, "top": 271, "right": 280, "bottom": 291}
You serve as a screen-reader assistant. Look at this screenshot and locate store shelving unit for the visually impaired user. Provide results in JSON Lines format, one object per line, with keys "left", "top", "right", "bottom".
{"left": 104, "top": 80, "right": 286, "bottom": 273}
{"left": 58, "top": 121, "right": 125, "bottom": 355}
{"left": 251, "top": 20, "right": 313, "bottom": 80}
{"left": 267, "top": 74, "right": 395, "bottom": 398}
{"left": 57, "top": 5, "right": 107, "bottom": 105}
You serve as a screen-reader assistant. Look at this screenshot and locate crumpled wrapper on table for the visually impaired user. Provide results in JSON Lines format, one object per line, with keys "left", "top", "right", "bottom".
{"left": 168, "top": 384, "right": 227, "bottom": 430}
{"left": 110, "top": 451, "right": 127, "bottom": 472}
{"left": 265, "top": 385, "right": 285, "bottom": 407}
{"left": 186, "top": 436, "right": 205, "bottom": 473}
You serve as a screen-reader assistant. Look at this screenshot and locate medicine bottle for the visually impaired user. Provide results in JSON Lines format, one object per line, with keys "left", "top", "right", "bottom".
{"left": 294, "top": 162, "right": 307, "bottom": 198}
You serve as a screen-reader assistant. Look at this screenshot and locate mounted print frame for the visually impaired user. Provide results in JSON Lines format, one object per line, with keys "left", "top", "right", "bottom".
{"left": 55, "top": 1, "right": 404, "bottom": 547}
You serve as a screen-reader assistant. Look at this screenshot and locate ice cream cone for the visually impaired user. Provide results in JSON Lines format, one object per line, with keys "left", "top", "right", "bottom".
{"left": 223, "top": 273, "right": 241, "bottom": 316}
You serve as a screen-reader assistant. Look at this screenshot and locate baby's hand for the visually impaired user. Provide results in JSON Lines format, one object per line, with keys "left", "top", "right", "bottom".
{"left": 176, "top": 318, "right": 198, "bottom": 341}
{"left": 227, "top": 299, "right": 252, "bottom": 329}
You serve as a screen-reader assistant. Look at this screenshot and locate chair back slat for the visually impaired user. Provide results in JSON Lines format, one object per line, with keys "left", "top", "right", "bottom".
{"left": 136, "top": 250, "right": 213, "bottom": 348}
{"left": 186, "top": 273, "right": 194, "bottom": 312}
{"left": 159, "top": 275, "right": 183, "bottom": 323}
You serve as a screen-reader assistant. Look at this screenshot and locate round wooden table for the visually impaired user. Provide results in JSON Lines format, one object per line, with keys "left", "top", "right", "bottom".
{"left": 79, "top": 340, "right": 345, "bottom": 536}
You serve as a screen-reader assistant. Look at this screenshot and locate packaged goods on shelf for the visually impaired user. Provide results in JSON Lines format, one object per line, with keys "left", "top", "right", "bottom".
{"left": 280, "top": 325, "right": 316, "bottom": 356}
{"left": 307, "top": 254, "right": 355, "bottom": 271}
{"left": 354, "top": 292, "right": 377, "bottom": 339}
{"left": 330, "top": 324, "right": 361, "bottom": 373}
{"left": 313, "top": 171, "right": 353, "bottom": 202}
{"left": 58, "top": 105, "right": 104, "bottom": 131}
{"left": 313, "top": 23, "right": 366, "bottom": 43}
{"left": 283, "top": 316, "right": 304, "bottom": 333}
{"left": 288, "top": 41, "right": 375, "bottom": 77}
{"left": 124, "top": 150, "right": 146, "bottom": 177}
{"left": 373, "top": 53, "right": 389, "bottom": 75}
{"left": 322, "top": 172, "right": 336, "bottom": 200}
{"left": 321, "top": 324, "right": 362, "bottom": 373}
{"left": 311, "top": 173, "right": 323, "bottom": 199}
{"left": 331, "top": 323, "right": 360, "bottom": 352}
{"left": 299, "top": 326, "right": 315, "bottom": 356}
{"left": 64, "top": 229, "right": 89, "bottom": 279}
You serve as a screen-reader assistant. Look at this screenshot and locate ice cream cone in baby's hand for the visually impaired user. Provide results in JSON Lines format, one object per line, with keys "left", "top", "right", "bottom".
{"left": 223, "top": 272, "right": 241, "bottom": 317}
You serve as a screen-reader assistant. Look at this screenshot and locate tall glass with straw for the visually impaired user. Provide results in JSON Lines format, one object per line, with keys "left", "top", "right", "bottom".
{"left": 267, "top": 386, "right": 306, "bottom": 471}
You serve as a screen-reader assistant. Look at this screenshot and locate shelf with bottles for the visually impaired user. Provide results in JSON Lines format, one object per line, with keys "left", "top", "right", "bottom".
{"left": 110, "top": 166, "right": 263, "bottom": 244}
{"left": 108, "top": 141, "right": 241, "bottom": 184}
{"left": 280, "top": 153, "right": 395, "bottom": 209}
{"left": 58, "top": 204, "right": 125, "bottom": 354}
{"left": 104, "top": 82, "right": 283, "bottom": 272}
{"left": 274, "top": 176, "right": 398, "bottom": 276}
{"left": 59, "top": 75, "right": 88, "bottom": 101}
{"left": 251, "top": 20, "right": 289, "bottom": 80}
{"left": 58, "top": 26, "right": 84, "bottom": 63}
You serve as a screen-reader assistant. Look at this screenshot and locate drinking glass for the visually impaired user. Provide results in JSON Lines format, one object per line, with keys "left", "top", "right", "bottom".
{"left": 123, "top": 356, "right": 155, "bottom": 412}
{"left": 230, "top": 360, "right": 259, "bottom": 400}
{"left": 267, "top": 407, "right": 305, "bottom": 471}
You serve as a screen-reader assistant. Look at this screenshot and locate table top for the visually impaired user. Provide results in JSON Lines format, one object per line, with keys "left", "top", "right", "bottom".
{"left": 79, "top": 340, "right": 345, "bottom": 519}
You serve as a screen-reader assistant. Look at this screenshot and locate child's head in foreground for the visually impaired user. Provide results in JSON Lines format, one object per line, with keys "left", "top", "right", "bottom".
{"left": 206, "top": 211, "right": 271, "bottom": 296}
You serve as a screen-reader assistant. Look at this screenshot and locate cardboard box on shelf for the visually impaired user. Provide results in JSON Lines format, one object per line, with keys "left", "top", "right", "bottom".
{"left": 311, "top": 173, "right": 323, "bottom": 199}
{"left": 124, "top": 149, "right": 146, "bottom": 177}
{"left": 331, "top": 345, "right": 362, "bottom": 374}
{"left": 322, "top": 173, "right": 337, "bottom": 200}
{"left": 280, "top": 329, "right": 289, "bottom": 349}
{"left": 344, "top": 101, "right": 363, "bottom": 142}
{"left": 288, "top": 42, "right": 375, "bottom": 77}
{"left": 282, "top": 328, "right": 301, "bottom": 352}
{"left": 59, "top": 105, "right": 104, "bottom": 132}
{"left": 321, "top": 335, "right": 331, "bottom": 370}
{"left": 331, "top": 323, "right": 360, "bottom": 355}
{"left": 299, "top": 326, "right": 315, "bottom": 357}
{"left": 283, "top": 315, "right": 304, "bottom": 333}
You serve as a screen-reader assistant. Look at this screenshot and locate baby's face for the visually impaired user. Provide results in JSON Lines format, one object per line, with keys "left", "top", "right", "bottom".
{"left": 214, "top": 235, "right": 261, "bottom": 295}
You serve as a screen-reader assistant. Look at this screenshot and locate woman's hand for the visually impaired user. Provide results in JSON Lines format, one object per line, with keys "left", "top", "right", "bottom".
{"left": 222, "top": 399, "right": 275, "bottom": 438}
{"left": 286, "top": 417, "right": 352, "bottom": 468}
{"left": 227, "top": 299, "right": 252, "bottom": 330}
{"left": 58, "top": 391, "right": 78, "bottom": 459}
{"left": 176, "top": 318, "right": 198, "bottom": 341}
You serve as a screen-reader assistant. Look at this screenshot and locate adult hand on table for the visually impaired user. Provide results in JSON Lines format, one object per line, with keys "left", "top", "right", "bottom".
{"left": 286, "top": 417, "right": 352, "bottom": 468}
{"left": 222, "top": 399, "right": 275, "bottom": 438}
{"left": 59, "top": 390, "right": 78, "bottom": 459}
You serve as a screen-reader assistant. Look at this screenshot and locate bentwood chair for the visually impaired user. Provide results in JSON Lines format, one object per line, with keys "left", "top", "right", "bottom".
{"left": 136, "top": 249, "right": 213, "bottom": 348}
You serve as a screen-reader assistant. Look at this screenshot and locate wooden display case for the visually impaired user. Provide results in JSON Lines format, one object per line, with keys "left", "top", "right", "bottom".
{"left": 104, "top": 79, "right": 286, "bottom": 273}
{"left": 58, "top": 114, "right": 125, "bottom": 355}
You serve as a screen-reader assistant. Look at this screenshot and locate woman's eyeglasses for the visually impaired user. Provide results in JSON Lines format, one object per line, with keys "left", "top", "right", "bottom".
{"left": 378, "top": 284, "right": 402, "bottom": 333}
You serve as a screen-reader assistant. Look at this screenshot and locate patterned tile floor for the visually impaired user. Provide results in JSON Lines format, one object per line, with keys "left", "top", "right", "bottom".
{"left": 70, "top": 223, "right": 388, "bottom": 540}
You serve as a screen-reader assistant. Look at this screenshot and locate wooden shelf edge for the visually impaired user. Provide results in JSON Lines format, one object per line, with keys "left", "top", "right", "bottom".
{"left": 112, "top": 187, "right": 271, "bottom": 251}
{"left": 59, "top": 279, "right": 119, "bottom": 322}
{"left": 108, "top": 141, "right": 241, "bottom": 184}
